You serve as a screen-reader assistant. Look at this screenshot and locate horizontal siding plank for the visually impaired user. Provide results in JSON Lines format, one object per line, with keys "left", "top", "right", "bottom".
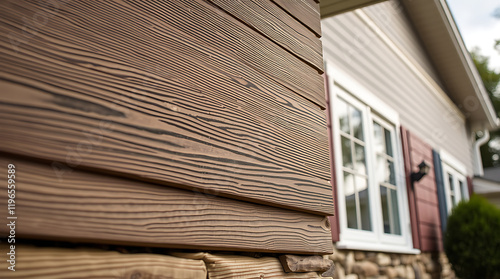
{"left": 419, "top": 223, "right": 442, "bottom": 239}
{"left": 172, "top": 253, "right": 322, "bottom": 279}
{"left": 415, "top": 185, "right": 438, "bottom": 204}
{"left": 132, "top": 0, "right": 326, "bottom": 108}
{"left": 0, "top": 246, "right": 207, "bottom": 278}
{"left": 272, "top": 0, "right": 322, "bottom": 37}
{"left": 416, "top": 202, "right": 441, "bottom": 224}
{"left": 0, "top": 1, "right": 333, "bottom": 215}
{"left": 0, "top": 156, "right": 333, "bottom": 254}
{"left": 208, "top": 0, "right": 324, "bottom": 72}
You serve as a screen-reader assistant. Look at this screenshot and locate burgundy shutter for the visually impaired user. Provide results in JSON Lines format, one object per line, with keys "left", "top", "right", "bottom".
{"left": 401, "top": 127, "right": 444, "bottom": 252}
{"left": 324, "top": 73, "right": 340, "bottom": 242}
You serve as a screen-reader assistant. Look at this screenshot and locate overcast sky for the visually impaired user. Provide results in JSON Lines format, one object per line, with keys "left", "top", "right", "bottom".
{"left": 447, "top": 0, "right": 500, "bottom": 71}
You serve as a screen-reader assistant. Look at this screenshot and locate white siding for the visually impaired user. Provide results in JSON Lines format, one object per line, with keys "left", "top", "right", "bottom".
{"left": 321, "top": 5, "right": 474, "bottom": 174}
{"left": 362, "top": 1, "right": 442, "bottom": 86}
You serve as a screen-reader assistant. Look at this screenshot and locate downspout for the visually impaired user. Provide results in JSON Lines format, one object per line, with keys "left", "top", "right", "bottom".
{"left": 473, "top": 129, "right": 490, "bottom": 176}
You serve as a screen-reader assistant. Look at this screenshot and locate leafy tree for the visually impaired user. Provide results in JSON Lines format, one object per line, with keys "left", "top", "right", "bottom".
{"left": 471, "top": 49, "right": 500, "bottom": 167}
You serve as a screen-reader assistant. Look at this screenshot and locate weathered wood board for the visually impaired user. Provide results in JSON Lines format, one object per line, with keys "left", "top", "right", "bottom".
{"left": 272, "top": 0, "right": 322, "bottom": 37}
{"left": 0, "top": 156, "right": 333, "bottom": 254}
{"left": 0, "top": 1, "right": 332, "bottom": 215}
{"left": 208, "top": 0, "right": 324, "bottom": 72}
{"left": 0, "top": 245, "right": 207, "bottom": 278}
{"left": 172, "top": 252, "right": 324, "bottom": 279}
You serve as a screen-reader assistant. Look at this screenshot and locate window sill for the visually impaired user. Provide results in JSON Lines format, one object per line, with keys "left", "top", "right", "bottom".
{"left": 336, "top": 240, "right": 421, "bottom": 254}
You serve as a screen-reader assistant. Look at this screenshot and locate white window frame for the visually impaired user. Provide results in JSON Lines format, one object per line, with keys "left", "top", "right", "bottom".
{"left": 327, "top": 66, "right": 417, "bottom": 254}
{"left": 440, "top": 151, "right": 469, "bottom": 213}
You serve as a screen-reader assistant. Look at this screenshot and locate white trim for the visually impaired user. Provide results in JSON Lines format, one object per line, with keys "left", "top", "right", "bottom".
{"left": 353, "top": 9, "right": 465, "bottom": 122}
{"left": 329, "top": 66, "right": 399, "bottom": 125}
{"left": 439, "top": 149, "right": 467, "bottom": 175}
{"left": 442, "top": 163, "right": 467, "bottom": 213}
{"left": 336, "top": 240, "right": 420, "bottom": 254}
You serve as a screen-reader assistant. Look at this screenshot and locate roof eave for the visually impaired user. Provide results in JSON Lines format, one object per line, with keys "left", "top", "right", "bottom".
{"left": 401, "top": 0, "right": 499, "bottom": 130}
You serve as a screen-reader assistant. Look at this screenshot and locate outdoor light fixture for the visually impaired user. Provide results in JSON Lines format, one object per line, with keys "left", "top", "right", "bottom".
{"left": 411, "top": 160, "right": 431, "bottom": 182}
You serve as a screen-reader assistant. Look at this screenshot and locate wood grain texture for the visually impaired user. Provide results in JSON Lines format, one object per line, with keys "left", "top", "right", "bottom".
{"left": 0, "top": 156, "right": 334, "bottom": 254}
{"left": 130, "top": 0, "right": 326, "bottom": 108}
{"left": 0, "top": 245, "right": 207, "bottom": 278}
{"left": 0, "top": 0, "right": 333, "bottom": 215}
{"left": 272, "top": 0, "right": 322, "bottom": 37}
{"left": 172, "top": 253, "right": 323, "bottom": 279}
{"left": 208, "top": 0, "right": 324, "bottom": 72}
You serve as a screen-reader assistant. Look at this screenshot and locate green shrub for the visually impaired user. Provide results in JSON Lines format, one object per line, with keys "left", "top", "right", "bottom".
{"left": 444, "top": 195, "right": 500, "bottom": 279}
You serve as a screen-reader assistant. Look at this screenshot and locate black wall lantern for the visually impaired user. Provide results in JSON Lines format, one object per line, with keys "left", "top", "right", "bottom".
{"left": 411, "top": 160, "right": 431, "bottom": 182}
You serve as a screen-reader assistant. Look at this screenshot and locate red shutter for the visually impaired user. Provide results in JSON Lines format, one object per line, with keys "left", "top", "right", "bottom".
{"left": 401, "top": 127, "right": 443, "bottom": 252}
{"left": 324, "top": 73, "right": 340, "bottom": 242}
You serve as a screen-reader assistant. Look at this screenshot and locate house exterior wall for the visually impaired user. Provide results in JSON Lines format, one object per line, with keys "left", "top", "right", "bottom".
{"left": 321, "top": 1, "right": 478, "bottom": 276}
{"left": 321, "top": 4, "right": 473, "bottom": 176}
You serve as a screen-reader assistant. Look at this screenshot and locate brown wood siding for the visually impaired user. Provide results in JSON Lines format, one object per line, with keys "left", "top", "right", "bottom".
{"left": 0, "top": 0, "right": 332, "bottom": 254}
{"left": 0, "top": 156, "right": 333, "bottom": 254}
{"left": 402, "top": 128, "right": 443, "bottom": 252}
{"left": 272, "top": 0, "right": 322, "bottom": 37}
{"left": 174, "top": 253, "right": 323, "bottom": 279}
{"left": 0, "top": 0, "right": 332, "bottom": 217}
{"left": 0, "top": 246, "right": 208, "bottom": 279}
{"left": 208, "top": 0, "right": 324, "bottom": 72}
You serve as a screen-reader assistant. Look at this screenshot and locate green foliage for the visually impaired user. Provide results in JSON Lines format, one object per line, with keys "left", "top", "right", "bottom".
{"left": 471, "top": 49, "right": 500, "bottom": 167}
{"left": 444, "top": 195, "right": 500, "bottom": 279}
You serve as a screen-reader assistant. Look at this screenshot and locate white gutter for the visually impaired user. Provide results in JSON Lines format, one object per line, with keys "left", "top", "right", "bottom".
{"left": 473, "top": 129, "right": 490, "bottom": 176}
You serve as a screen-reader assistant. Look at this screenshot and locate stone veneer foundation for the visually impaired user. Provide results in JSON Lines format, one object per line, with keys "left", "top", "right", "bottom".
{"left": 326, "top": 246, "right": 456, "bottom": 279}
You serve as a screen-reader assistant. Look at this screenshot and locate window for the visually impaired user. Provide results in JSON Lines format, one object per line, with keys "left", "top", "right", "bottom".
{"left": 331, "top": 83, "right": 413, "bottom": 252}
{"left": 442, "top": 160, "right": 468, "bottom": 213}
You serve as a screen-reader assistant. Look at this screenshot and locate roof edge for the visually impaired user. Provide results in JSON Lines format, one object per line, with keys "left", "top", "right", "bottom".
{"left": 435, "top": 0, "right": 499, "bottom": 130}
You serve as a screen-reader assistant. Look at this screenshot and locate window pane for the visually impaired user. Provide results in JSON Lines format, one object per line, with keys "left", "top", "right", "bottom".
{"left": 380, "top": 186, "right": 401, "bottom": 235}
{"left": 380, "top": 186, "right": 390, "bottom": 234}
{"left": 351, "top": 107, "right": 364, "bottom": 140}
{"left": 459, "top": 180, "right": 466, "bottom": 201}
{"left": 344, "top": 172, "right": 358, "bottom": 229}
{"left": 354, "top": 143, "right": 367, "bottom": 175}
{"left": 390, "top": 188, "right": 401, "bottom": 235}
{"left": 373, "top": 122, "right": 385, "bottom": 154}
{"left": 376, "top": 156, "right": 396, "bottom": 185}
{"left": 357, "top": 177, "right": 372, "bottom": 231}
{"left": 338, "top": 99, "right": 350, "bottom": 134}
{"left": 384, "top": 128, "right": 393, "bottom": 157}
{"left": 448, "top": 174, "right": 456, "bottom": 206}
{"left": 344, "top": 172, "right": 355, "bottom": 196}
{"left": 376, "top": 155, "right": 385, "bottom": 184}
{"left": 387, "top": 160, "right": 396, "bottom": 185}
{"left": 341, "top": 136, "right": 353, "bottom": 169}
